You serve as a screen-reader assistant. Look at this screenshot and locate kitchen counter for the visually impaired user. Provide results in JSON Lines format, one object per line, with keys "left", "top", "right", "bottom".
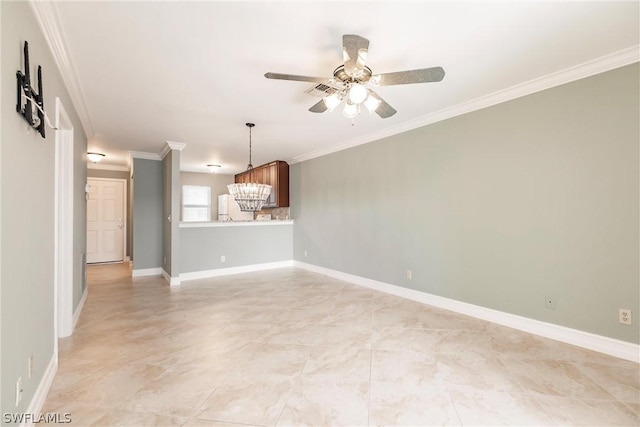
{"left": 180, "top": 220, "right": 294, "bottom": 228}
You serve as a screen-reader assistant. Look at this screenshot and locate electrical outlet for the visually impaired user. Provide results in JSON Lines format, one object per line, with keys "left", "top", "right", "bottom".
{"left": 619, "top": 309, "right": 632, "bottom": 325}
{"left": 15, "top": 377, "right": 23, "bottom": 407}
{"left": 220, "top": 255, "right": 226, "bottom": 263}
{"left": 304, "top": 250, "right": 308, "bottom": 257}
{"left": 406, "top": 270, "right": 412, "bottom": 280}
{"left": 545, "top": 296, "right": 556, "bottom": 309}
{"left": 28, "top": 355, "right": 33, "bottom": 379}
{"left": 163, "top": 256, "right": 166, "bottom": 265}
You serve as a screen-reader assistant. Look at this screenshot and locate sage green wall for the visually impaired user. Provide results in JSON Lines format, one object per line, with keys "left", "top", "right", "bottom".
{"left": 1, "top": 1, "right": 88, "bottom": 414}
{"left": 132, "top": 158, "right": 162, "bottom": 269}
{"left": 291, "top": 63, "right": 639, "bottom": 344}
{"left": 162, "top": 150, "right": 181, "bottom": 277}
{"left": 180, "top": 225, "right": 293, "bottom": 273}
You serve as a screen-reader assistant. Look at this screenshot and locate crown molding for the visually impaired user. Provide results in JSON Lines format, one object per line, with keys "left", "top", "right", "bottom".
{"left": 129, "top": 151, "right": 162, "bottom": 162}
{"left": 290, "top": 45, "right": 640, "bottom": 165}
{"left": 87, "top": 163, "right": 129, "bottom": 172}
{"left": 160, "top": 141, "right": 187, "bottom": 159}
{"left": 28, "top": 0, "right": 94, "bottom": 139}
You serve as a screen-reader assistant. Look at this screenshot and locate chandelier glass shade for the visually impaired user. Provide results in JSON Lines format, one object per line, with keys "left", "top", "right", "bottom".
{"left": 227, "top": 123, "right": 272, "bottom": 212}
{"left": 227, "top": 182, "right": 272, "bottom": 212}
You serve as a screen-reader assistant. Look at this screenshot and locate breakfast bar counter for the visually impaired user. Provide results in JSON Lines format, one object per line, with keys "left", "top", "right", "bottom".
{"left": 179, "top": 220, "right": 294, "bottom": 278}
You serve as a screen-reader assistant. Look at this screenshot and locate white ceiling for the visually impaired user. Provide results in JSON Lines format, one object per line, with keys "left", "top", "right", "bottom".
{"left": 47, "top": 1, "right": 638, "bottom": 174}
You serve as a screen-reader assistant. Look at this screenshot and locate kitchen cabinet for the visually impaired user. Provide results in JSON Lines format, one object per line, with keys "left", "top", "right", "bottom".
{"left": 234, "top": 160, "right": 289, "bottom": 208}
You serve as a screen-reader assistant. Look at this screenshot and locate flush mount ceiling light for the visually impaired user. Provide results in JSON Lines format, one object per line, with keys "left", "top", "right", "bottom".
{"left": 227, "top": 123, "right": 272, "bottom": 212}
{"left": 207, "top": 164, "right": 221, "bottom": 173}
{"left": 265, "top": 34, "right": 445, "bottom": 122}
{"left": 87, "top": 152, "right": 105, "bottom": 163}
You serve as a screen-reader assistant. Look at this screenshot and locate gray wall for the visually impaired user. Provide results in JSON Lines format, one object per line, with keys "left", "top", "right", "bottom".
{"left": 1, "top": 1, "right": 87, "bottom": 415}
{"left": 180, "top": 171, "right": 234, "bottom": 220}
{"left": 291, "top": 63, "right": 639, "bottom": 344}
{"left": 180, "top": 225, "right": 293, "bottom": 273}
{"left": 132, "top": 158, "right": 163, "bottom": 270}
{"left": 87, "top": 168, "right": 131, "bottom": 258}
{"left": 162, "top": 150, "right": 181, "bottom": 277}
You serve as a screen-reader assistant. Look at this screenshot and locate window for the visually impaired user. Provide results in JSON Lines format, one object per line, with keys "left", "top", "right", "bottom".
{"left": 182, "top": 185, "right": 211, "bottom": 222}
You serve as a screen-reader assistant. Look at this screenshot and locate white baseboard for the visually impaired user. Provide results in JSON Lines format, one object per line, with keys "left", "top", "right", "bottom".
{"left": 72, "top": 286, "right": 88, "bottom": 331}
{"left": 180, "top": 260, "right": 295, "bottom": 283}
{"left": 131, "top": 267, "right": 162, "bottom": 277}
{"left": 162, "top": 269, "right": 181, "bottom": 286}
{"left": 294, "top": 261, "right": 640, "bottom": 363}
{"left": 21, "top": 353, "right": 58, "bottom": 427}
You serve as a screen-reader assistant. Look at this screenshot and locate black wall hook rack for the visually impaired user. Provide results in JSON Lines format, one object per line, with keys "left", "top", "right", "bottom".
{"left": 16, "top": 41, "right": 46, "bottom": 138}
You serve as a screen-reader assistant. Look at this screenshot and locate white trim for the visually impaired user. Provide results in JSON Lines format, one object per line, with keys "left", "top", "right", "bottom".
{"left": 180, "top": 260, "right": 294, "bottom": 282}
{"left": 21, "top": 353, "right": 57, "bottom": 427}
{"left": 28, "top": 1, "right": 93, "bottom": 138}
{"left": 87, "top": 163, "right": 129, "bottom": 172}
{"left": 179, "top": 220, "right": 294, "bottom": 228}
{"left": 86, "top": 178, "right": 128, "bottom": 262}
{"left": 162, "top": 269, "right": 181, "bottom": 286}
{"left": 132, "top": 267, "right": 163, "bottom": 277}
{"left": 128, "top": 151, "right": 162, "bottom": 161}
{"left": 294, "top": 261, "right": 640, "bottom": 363}
{"left": 54, "top": 98, "right": 74, "bottom": 339}
{"left": 72, "top": 286, "right": 88, "bottom": 330}
{"left": 289, "top": 46, "right": 640, "bottom": 164}
{"left": 160, "top": 141, "right": 187, "bottom": 159}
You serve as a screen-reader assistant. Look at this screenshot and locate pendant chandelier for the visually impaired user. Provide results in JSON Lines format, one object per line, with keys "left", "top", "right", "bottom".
{"left": 227, "top": 123, "right": 272, "bottom": 212}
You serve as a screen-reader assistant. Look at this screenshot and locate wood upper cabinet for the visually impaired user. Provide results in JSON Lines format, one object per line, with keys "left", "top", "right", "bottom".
{"left": 234, "top": 160, "right": 289, "bottom": 208}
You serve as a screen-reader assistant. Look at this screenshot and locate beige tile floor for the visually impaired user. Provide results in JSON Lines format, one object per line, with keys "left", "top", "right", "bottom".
{"left": 43, "top": 263, "right": 639, "bottom": 426}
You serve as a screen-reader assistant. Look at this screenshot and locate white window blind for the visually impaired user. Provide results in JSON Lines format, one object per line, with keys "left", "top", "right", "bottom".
{"left": 182, "top": 185, "right": 211, "bottom": 222}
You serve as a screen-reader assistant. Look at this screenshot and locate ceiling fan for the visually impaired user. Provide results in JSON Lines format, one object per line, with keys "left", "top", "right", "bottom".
{"left": 265, "top": 34, "right": 445, "bottom": 119}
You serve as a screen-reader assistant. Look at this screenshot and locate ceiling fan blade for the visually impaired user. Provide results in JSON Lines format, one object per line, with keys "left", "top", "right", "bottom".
{"left": 264, "top": 72, "right": 328, "bottom": 83}
{"left": 370, "top": 67, "right": 445, "bottom": 86}
{"left": 309, "top": 100, "right": 328, "bottom": 113}
{"left": 342, "top": 34, "right": 369, "bottom": 78}
{"left": 367, "top": 89, "right": 397, "bottom": 118}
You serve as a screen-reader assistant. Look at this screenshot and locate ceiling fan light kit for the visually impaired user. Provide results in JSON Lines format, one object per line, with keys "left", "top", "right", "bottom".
{"left": 265, "top": 34, "right": 445, "bottom": 121}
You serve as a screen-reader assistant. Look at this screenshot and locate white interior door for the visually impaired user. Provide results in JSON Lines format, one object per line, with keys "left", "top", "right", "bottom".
{"left": 87, "top": 179, "right": 125, "bottom": 263}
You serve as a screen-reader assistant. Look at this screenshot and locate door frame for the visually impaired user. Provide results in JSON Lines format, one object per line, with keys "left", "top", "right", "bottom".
{"left": 54, "top": 98, "right": 74, "bottom": 341}
{"left": 86, "top": 177, "right": 128, "bottom": 263}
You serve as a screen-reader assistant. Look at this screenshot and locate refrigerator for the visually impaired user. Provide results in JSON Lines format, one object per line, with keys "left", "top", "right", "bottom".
{"left": 218, "top": 194, "right": 253, "bottom": 221}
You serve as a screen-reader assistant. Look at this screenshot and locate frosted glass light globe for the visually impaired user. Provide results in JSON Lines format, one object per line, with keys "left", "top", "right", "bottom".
{"left": 363, "top": 95, "right": 381, "bottom": 114}
{"left": 323, "top": 94, "right": 341, "bottom": 111}
{"left": 343, "top": 102, "right": 359, "bottom": 118}
{"left": 348, "top": 84, "right": 368, "bottom": 104}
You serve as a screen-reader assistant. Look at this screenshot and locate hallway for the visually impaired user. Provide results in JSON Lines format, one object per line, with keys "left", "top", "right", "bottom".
{"left": 42, "top": 263, "right": 639, "bottom": 426}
